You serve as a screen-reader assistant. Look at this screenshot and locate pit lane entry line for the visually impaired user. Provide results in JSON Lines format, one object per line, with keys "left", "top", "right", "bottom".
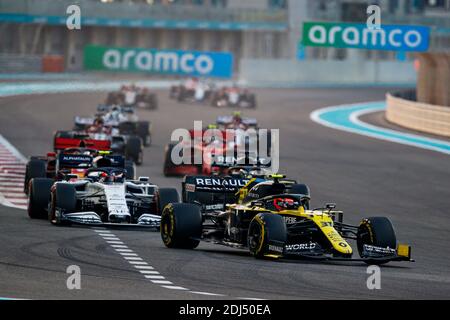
{"left": 92, "top": 228, "right": 262, "bottom": 300}
{"left": 310, "top": 101, "right": 450, "bottom": 156}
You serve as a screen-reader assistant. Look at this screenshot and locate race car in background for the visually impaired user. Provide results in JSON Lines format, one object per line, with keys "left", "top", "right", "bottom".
{"left": 105, "top": 84, "right": 158, "bottom": 110}
{"left": 24, "top": 148, "right": 135, "bottom": 194}
{"left": 161, "top": 173, "right": 413, "bottom": 265}
{"left": 54, "top": 117, "right": 145, "bottom": 165}
{"left": 211, "top": 85, "right": 257, "bottom": 109}
{"left": 54, "top": 130, "right": 143, "bottom": 165}
{"left": 169, "top": 78, "right": 215, "bottom": 103}
{"left": 169, "top": 78, "right": 256, "bottom": 109}
{"left": 163, "top": 113, "right": 270, "bottom": 176}
{"left": 163, "top": 125, "right": 247, "bottom": 177}
{"left": 74, "top": 105, "right": 152, "bottom": 146}
{"left": 216, "top": 112, "right": 258, "bottom": 130}
{"left": 28, "top": 167, "right": 179, "bottom": 227}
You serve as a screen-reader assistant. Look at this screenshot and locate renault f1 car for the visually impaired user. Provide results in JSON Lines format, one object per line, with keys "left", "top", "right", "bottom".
{"left": 28, "top": 167, "right": 179, "bottom": 228}
{"left": 74, "top": 105, "right": 152, "bottom": 147}
{"left": 24, "top": 148, "right": 135, "bottom": 195}
{"left": 105, "top": 85, "right": 158, "bottom": 110}
{"left": 161, "top": 174, "right": 412, "bottom": 265}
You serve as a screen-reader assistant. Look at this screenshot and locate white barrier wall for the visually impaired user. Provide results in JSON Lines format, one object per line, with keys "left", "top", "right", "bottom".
{"left": 386, "top": 94, "right": 450, "bottom": 138}
{"left": 239, "top": 59, "right": 417, "bottom": 86}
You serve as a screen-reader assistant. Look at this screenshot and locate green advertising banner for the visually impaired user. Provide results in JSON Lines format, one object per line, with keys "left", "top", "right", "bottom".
{"left": 302, "top": 22, "right": 430, "bottom": 52}
{"left": 83, "top": 45, "right": 234, "bottom": 78}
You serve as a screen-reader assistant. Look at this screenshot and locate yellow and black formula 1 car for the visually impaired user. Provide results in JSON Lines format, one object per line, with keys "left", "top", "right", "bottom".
{"left": 161, "top": 174, "right": 412, "bottom": 265}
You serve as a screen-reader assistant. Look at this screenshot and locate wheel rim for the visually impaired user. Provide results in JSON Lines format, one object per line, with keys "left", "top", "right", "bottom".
{"left": 161, "top": 213, "right": 173, "bottom": 245}
{"left": 357, "top": 224, "right": 372, "bottom": 254}
{"left": 27, "top": 184, "right": 33, "bottom": 216}
{"left": 248, "top": 221, "right": 263, "bottom": 254}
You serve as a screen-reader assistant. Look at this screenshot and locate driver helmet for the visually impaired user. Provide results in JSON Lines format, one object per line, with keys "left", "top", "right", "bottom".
{"left": 232, "top": 111, "right": 242, "bottom": 123}
{"left": 93, "top": 156, "right": 112, "bottom": 168}
{"left": 92, "top": 171, "right": 123, "bottom": 183}
{"left": 93, "top": 116, "right": 104, "bottom": 127}
{"left": 273, "top": 197, "right": 299, "bottom": 211}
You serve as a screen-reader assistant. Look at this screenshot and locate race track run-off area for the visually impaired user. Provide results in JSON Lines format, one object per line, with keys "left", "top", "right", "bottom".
{"left": 0, "top": 86, "right": 449, "bottom": 300}
{"left": 0, "top": 135, "right": 27, "bottom": 210}
{"left": 311, "top": 102, "right": 450, "bottom": 155}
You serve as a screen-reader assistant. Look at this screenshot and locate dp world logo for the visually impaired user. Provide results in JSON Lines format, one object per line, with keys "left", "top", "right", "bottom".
{"left": 302, "top": 22, "right": 430, "bottom": 52}
{"left": 84, "top": 45, "right": 233, "bottom": 78}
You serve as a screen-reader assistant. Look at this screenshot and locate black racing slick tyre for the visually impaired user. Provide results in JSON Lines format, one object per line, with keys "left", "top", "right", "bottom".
{"left": 126, "top": 136, "right": 143, "bottom": 165}
{"left": 161, "top": 203, "right": 202, "bottom": 249}
{"left": 248, "top": 213, "right": 287, "bottom": 259}
{"left": 28, "top": 178, "right": 53, "bottom": 219}
{"left": 24, "top": 159, "right": 47, "bottom": 194}
{"left": 177, "top": 87, "right": 186, "bottom": 102}
{"left": 148, "top": 94, "right": 158, "bottom": 110}
{"left": 357, "top": 217, "right": 397, "bottom": 265}
{"left": 124, "top": 160, "right": 136, "bottom": 180}
{"left": 157, "top": 188, "right": 180, "bottom": 214}
{"left": 137, "top": 121, "right": 151, "bottom": 147}
{"left": 163, "top": 143, "right": 176, "bottom": 176}
{"left": 169, "top": 86, "right": 179, "bottom": 99}
{"left": 55, "top": 184, "right": 77, "bottom": 212}
{"left": 49, "top": 184, "right": 77, "bottom": 225}
{"left": 248, "top": 94, "right": 257, "bottom": 109}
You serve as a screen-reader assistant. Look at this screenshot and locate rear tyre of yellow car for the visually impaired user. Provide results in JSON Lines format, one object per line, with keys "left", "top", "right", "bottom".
{"left": 248, "top": 213, "right": 287, "bottom": 259}
{"left": 160, "top": 203, "right": 202, "bottom": 249}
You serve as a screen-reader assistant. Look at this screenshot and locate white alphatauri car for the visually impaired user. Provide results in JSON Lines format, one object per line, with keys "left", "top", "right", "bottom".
{"left": 28, "top": 167, "right": 179, "bottom": 229}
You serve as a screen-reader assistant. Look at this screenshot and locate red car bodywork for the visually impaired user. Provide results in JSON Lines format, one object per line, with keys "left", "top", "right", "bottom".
{"left": 164, "top": 129, "right": 239, "bottom": 176}
{"left": 54, "top": 136, "right": 111, "bottom": 152}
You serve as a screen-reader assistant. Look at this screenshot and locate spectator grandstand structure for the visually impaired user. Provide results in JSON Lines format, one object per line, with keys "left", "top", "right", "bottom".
{"left": 0, "top": 0, "right": 449, "bottom": 81}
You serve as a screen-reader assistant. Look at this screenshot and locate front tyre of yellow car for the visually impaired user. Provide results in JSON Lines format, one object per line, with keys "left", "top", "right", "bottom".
{"left": 248, "top": 213, "right": 287, "bottom": 259}
{"left": 160, "top": 203, "right": 202, "bottom": 249}
{"left": 357, "top": 216, "right": 397, "bottom": 265}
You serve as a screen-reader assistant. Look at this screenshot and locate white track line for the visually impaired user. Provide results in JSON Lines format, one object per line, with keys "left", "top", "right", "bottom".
{"left": 162, "top": 285, "right": 189, "bottom": 290}
{"left": 119, "top": 252, "right": 138, "bottom": 257}
{"left": 139, "top": 270, "right": 160, "bottom": 275}
{"left": 144, "top": 275, "right": 166, "bottom": 280}
{"left": 189, "top": 291, "right": 226, "bottom": 297}
{"left": 115, "top": 248, "right": 133, "bottom": 252}
{"left": 106, "top": 241, "right": 125, "bottom": 244}
{"left": 128, "top": 261, "right": 149, "bottom": 265}
{"left": 151, "top": 280, "right": 173, "bottom": 285}
{"left": 93, "top": 229, "right": 261, "bottom": 299}
{"left": 134, "top": 265, "right": 154, "bottom": 270}
{"left": 123, "top": 257, "right": 143, "bottom": 261}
